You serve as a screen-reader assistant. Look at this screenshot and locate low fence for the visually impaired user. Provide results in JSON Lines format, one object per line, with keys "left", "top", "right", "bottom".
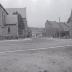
{"left": 0, "top": 36, "right": 18, "bottom": 40}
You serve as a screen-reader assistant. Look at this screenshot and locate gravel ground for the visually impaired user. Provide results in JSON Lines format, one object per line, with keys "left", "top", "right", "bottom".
{"left": 0, "top": 47, "right": 72, "bottom": 72}
{"left": 0, "top": 38, "right": 72, "bottom": 72}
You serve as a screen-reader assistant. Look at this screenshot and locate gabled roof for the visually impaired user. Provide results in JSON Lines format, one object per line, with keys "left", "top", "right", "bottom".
{"left": 66, "top": 22, "right": 72, "bottom": 30}
{"left": 67, "top": 10, "right": 72, "bottom": 23}
{"left": 45, "top": 20, "right": 53, "bottom": 28}
{"left": 59, "top": 22, "right": 70, "bottom": 31}
{"left": 0, "top": 4, "right": 8, "bottom": 15}
{"left": 6, "top": 8, "right": 26, "bottom": 18}
{"left": 45, "top": 20, "right": 69, "bottom": 31}
{"left": 45, "top": 20, "right": 62, "bottom": 29}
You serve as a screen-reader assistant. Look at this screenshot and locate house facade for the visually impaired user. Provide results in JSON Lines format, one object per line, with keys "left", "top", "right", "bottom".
{"left": 6, "top": 15, "right": 18, "bottom": 38}
{"left": 0, "top": 4, "right": 8, "bottom": 37}
{"left": 6, "top": 8, "right": 28, "bottom": 38}
{"left": 0, "top": 4, "right": 29, "bottom": 39}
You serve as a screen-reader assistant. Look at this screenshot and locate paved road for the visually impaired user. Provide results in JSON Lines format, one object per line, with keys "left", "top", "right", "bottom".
{"left": 0, "top": 38, "right": 71, "bottom": 53}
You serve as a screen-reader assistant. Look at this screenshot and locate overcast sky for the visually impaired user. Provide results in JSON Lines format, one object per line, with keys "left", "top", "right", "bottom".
{"left": 0, "top": 0, "right": 72, "bottom": 27}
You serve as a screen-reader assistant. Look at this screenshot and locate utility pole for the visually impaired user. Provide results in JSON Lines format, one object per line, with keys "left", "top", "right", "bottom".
{"left": 58, "top": 17, "right": 61, "bottom": 38}
{"left": 59, "top": 17, "right": 60, "bottom": 22}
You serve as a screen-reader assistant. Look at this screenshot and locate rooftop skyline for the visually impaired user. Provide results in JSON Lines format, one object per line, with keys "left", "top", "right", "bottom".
{"left": 0, "top": 0, "right": 72, "bottom": 27}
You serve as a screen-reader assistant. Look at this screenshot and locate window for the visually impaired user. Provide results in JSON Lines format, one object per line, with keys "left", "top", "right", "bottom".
{"left": 2, "top": 11, "right": 5, "bottom": 25}
{"left": 8, "top": 27, "right": 10, "bottom": 34}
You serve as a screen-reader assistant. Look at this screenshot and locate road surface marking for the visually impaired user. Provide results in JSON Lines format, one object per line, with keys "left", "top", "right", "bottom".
{"left": 0, "top": 38, "right": 32, "bottom": 42}
{"left": 0, "top": 45, "right": 71, "bottom": 54}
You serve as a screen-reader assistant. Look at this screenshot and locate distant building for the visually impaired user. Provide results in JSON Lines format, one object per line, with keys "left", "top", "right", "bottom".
{"left": 6, "top": 8, "right": 28, "bottom": 38}
{"left": 44, "top": 20, "right": 70, "bottom": 38}
{"left": 44, "top": 10, "right": 72, "bottom": 39}
{"left": 67, "top": 10, "right": 72, "bottom": 38}
{"left": 30, "top": 27, "right": 44, "bottom": 38}
{"left": 0, "top": 4, "right": 29, "bottom": 39}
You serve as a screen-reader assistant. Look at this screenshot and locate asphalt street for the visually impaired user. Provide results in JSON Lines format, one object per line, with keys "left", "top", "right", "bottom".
{"left": 0, "top": 38, "right": 72, "bottom": 53}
